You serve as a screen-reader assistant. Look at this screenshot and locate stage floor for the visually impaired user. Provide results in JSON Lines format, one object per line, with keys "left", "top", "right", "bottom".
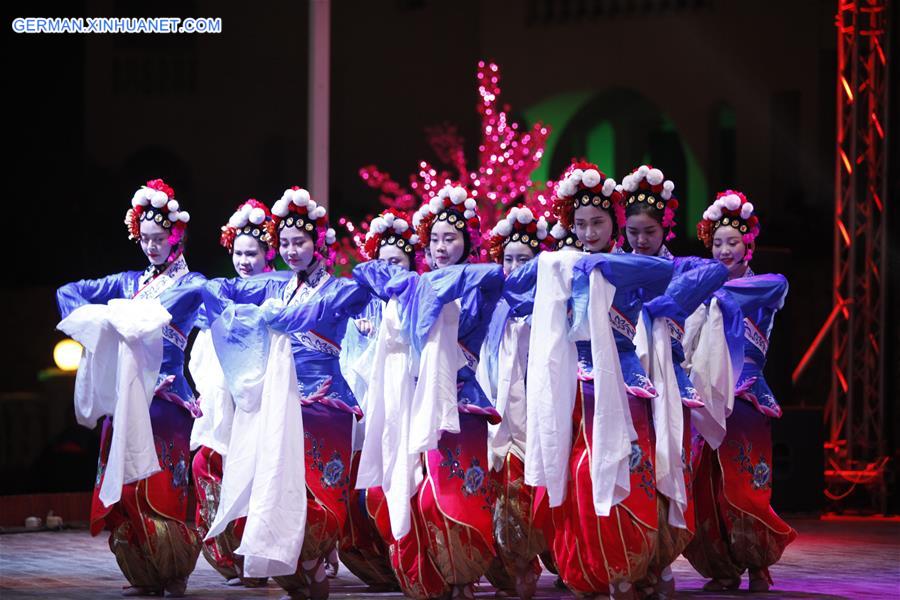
{"left": 1, "top": 518, "right": 898, "bottom": 599}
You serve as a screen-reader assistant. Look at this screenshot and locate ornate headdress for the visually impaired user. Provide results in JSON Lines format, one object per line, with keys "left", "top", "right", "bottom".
{"left": 271, "top": 186, "right": 338, "bottom": 265}
{"left": 362, "top": 208, "right": 422, "bottom": 266}
{"left": 551, "top": 160, "right": 625, "bottom": 247}
{"left": 697, "top": 190, "right": 761, "bottom": 260}
{"left": 220, "top": 199, "right": 277, "bottom": 266}
{"left": 550, "top": 221, "right": 584, "bottom": 251}
{"left": 125, "top": 179, "right": 190, "bottom": 257}
{"left": 487, "top": 205, "right": 554, "bottom": 262}
{"left": 412, "top": 183, "right": 483, "bottom": 260}
{"left": 621, "top": 165, "right": 679, "bottom": 242}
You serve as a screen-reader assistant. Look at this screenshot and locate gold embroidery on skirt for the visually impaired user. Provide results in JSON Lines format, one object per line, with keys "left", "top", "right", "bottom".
{"left": 110, "top": 514, "right": 200, "bottom": 589}
{"left": 421, "top": 476, "right": 493, "bottom": 585}
{"left": 643, "top": 495, "right": 692, "bottom": 585}
{"left": 273, "top": 496, "right": 340, "bottom": 592}
{"left": 196, "top": 476, "right": 241, "bottom": 581}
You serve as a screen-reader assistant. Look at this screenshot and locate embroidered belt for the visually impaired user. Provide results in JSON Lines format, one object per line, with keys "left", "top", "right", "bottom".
{"left": 609, "top": 306, "right": 636, "bottom": 340}
{"left": 743, "top": 318, "right": 769, "bottom": 356}
{"left": 666, "top": 317, "right": 684, "bottom": 344}
{"left": 162, "top": 324, "right": 187, "bottom": 351}
{"left": 294, "top": 330, "right": 341, "bottom": 357}
{"left": 459, "top": 342, "right": 479, "bottom": 372}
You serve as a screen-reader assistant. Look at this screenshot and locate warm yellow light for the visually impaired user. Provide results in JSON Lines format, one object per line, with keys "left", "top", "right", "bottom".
{"left": 53, "top": 339, "right": 83, "bottom": 371}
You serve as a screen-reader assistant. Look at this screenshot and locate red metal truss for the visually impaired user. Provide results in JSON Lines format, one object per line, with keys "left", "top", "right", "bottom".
{"left": 826, "top": 0, "right": 890, "bottom": 511}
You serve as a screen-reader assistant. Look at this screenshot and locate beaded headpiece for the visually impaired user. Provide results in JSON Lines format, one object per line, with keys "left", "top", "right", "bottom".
{"left": 697, "top": 190, "right": 761, "bottom": 261}
{"left": 271, "top": 186, "right": 338, "bottom": 265}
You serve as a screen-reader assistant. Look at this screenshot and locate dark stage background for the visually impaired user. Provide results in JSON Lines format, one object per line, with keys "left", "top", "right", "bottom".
{"left": 3, "top": 0, "right": 898, "bottom": 514}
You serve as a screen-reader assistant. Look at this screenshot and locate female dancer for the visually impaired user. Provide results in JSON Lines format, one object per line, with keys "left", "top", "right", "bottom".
{"left": 527, "top": 162, "right": 673, "bottom": 599}
{"left": 189, "top": 199, "right": 275, "bottom": 588}
{"left": 684, "top": 191, "right": 796, "bottom": 593}
{"left": 56, "top": 179, "right": 204, "bottom": 597}
{"left": 355, "top": 183, "right": 505, "bottom": 600}
{"left": 337, "top": 208, "right": 421, "bottom": 591}
{"left": 202, "top": 186, "right": 371, "bottom": 600}
{"left": 479, "top": 205, "right": 554, "bottom": 599}
{"left": 622, "top": 166, "right": 729, "bottom": 597}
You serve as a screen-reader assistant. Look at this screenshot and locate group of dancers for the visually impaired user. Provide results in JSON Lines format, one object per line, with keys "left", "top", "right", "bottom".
{"left": 56, "top": 161, "right": 795, "bottom": 600}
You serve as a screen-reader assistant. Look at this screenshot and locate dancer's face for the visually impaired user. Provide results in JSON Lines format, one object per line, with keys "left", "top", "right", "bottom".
{"left": 378, "top": 243, "right": 411, "bottom": 270}
{"left": 139, "top": 220, "right": 172, "bottom": 266}
{"left": 502, "top": 241, "right": 534, "bottom": 276}
{"left": 429, "top": 220, "right": 466, "bottom": 268}
{"left": 232, "top": 235, "right": 267, "bottom": 278}
{"left": 574, "top": 205, "right": 613, "bottom": 253}
{"left": 279, "top": 226, "right": 316, "bottom": 273}
{"left": 712, "top": 226, "right": 748, "bottom": 278}
{"left": 626, "top": 212, "right": 664, "bottom": 256}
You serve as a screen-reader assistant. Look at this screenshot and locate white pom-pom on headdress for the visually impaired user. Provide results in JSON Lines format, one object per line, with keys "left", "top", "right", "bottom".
{"left": 536, "top": 216, "right": 549, "bottom": 239}
{"left": 464, "top": 198, "right": 476, "bottom": 210}
{"left": 708, "top": 206, "right": 723, "bottom": 220}
{"left": 463, "top": 209, "right": 476, "bottom": 219}
{"left": 663, "top": 180, "right": 675, "bottom": 192}
{"left": 249, "top": 207, "right": 266, "bottom": 225}
{"left": 290, "top": 188, "right": 310, "bottom": 207}
{"left": 383, "top": 212, "right": 395, "bottom": 225}
{"left": 371, "top": 217, "right": 387, "bottom": 234}
{"left": 581, "top": 169, "right": 601, "bottom": 188}
{"left": 550, "top": 222, "right": 568, "bottom": 239}
{"left": 438, "top": 187, "right": 450, "bottom": 200}
{"left": 494, "top": 220, "right": 513, "bottom": 237}
{"left": 325, "top": 228, "right": 336, "bottom": 245}
{"left": 740, "top": 202, "right": 754, "bottom": 220}
{"left": 637, "top": 165, "right": 650, "bottom": 177}
{"left": 602, "top": 178, "right": 617, "bottom": 196}
{"left": 228, "top": 213, "right": 244, "bottom": 228}
{"left": 178, "top": 211, "right": 191, "bottom": 223}
{"left": 166, "top": 200, "right": 179, "bottom": 213}
{"left": 646, "top": 168, "right": 664, "bottom": 186}
{"left": 558, "top": 180, "right": 577, "bottom": 198}
{"left": 150, "top": 191, "right": 168, "bottom": 208}
{"left": 723, "top": 194, "right": 741, "bottom": 211}
{"left": 450, "top": 186, "right": 467, "bottom": 204}
{"left": 394, "top": 218, "right": 409, "bottom": 233}
{"left": 622, "top": 175, "right": 638, "bottom": 193}
{"left": 429, "top": 196, "right": 444, "bottom": 210}
{"left": 272, "top": 199, "right": 290, "bottom": 218}
{"left": 517, "top": 207, "right": 534, "bottom": 224}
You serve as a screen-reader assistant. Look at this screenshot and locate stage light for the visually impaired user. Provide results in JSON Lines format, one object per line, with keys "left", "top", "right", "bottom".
{"left": 53, "top": 339, "right": 82, "bottom": 372}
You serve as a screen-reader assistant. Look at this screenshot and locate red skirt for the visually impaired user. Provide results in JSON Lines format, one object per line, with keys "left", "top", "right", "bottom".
{"left": 684, "top": 398, "right": 797, "bottom": 581}
{"left": 273, "top": 403, "right": 355, "bottom": 593}
{"left": 192, "top": 446, "right": 255, "bottom": 581}
{"left": 338, "top": 451, "right": 399, "bottom": 589}
{"left": 484, "top": 453, "right": 547, "bottom": 593}
{"left": 640, "top": 405, "right": 696, "bottom": 591}
{"left": 91, "top": 397, "right": 200, "bottom": 589}
{"left": 367, "top": 413, "right": 496, "bottom": 598}
{"left": 549, "top": 381, "right": 658, "bottom": 595}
